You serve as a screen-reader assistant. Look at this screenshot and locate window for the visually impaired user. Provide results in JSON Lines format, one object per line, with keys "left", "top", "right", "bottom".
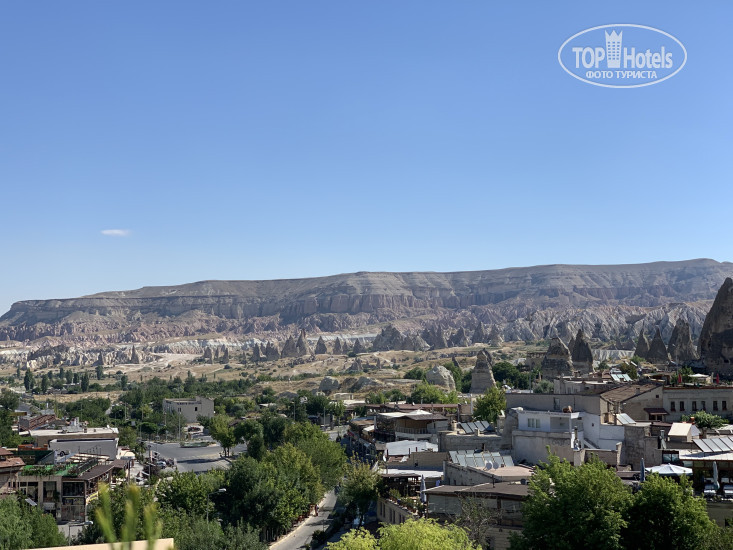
{"left": 724, "top": 401, "right": 728, "bottom": 411}
{"left": 692, "top": 401, "right": 697, "bottom": 411}
{"left": 714, "top": 401, "right": 719, "bottom": 411}
{"left": 195, "top": 407, "right": 198, "bottom": 412}
{"left": 671, "top": 402, "right": 676, "bottom": 412}
{"left": 702, "top": 401, "right": 707, "bottom": 411}
{"left": 680, "top": 401, "right": 685, "bottom": 411}
{"left": 527, "top": 418, "right": 540, "bottom": 429}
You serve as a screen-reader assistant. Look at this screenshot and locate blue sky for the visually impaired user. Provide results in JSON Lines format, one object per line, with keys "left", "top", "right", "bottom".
{"left": 1, "top": 2, "right": 731, "bottom": 315}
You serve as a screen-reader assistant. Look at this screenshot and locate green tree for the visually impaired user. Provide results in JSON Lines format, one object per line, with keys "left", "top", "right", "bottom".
{"left": 403, "top": 367, "right": 426, "bottom": 380}
{"left": 473, "top": 386, "right": 506, "bottom": 424}
{"left": 96, "top": 363, "right": 105, "bottom": 380}
{"left": 160, "top": 513, "right": 266, "bottom": 550}
{"left": 61, "top": 397, "right": 111, "bottom": 426}
{"left": 118, "top": 426, "right": 138, "bottom": 449}
{"left": 379, "top": 518, "right": 479, "bottom": 550}
{"left": 121, "top": 374, "right": 129, "bottom": 390}
{"left": 23, "top": 369, "right": 33, "bottom": 392}
{"left": 366, "top": 391, "right": 387, "bottom": 404}
{"left": 157, "top": 471, "right": 222, "bottom": 517}
{"left": 305, "top": 393, "right": 331, "bottom": 416}
{"left": 40, "top": 373, "right": 49, "bottom": 394}
{"left": 234, "top": 419, "right": 263, "bottom": 444}
{"left": 66, "top": 369, "right": 74, "bottom": 384}
{"left": 328, "top": 400, "right": 346, "bottom": 422}
{"left": 533, "top": 380, "right": 554, "bottom": 394}
{"left": 622, "top": 474, "right": 715, "bottom": 550}
{"left": 0, "top": 389, "right": 19, "bottom": 411}
{"left": 265, "top": 443, "right": 324, "bottom": 531}
{"left": 284, "top": 421, "right": 347, "bottom": 490}
{"left": 690, "top": 410, "right": 728, "bottom": 432}
{"left": 222, "top": 456, "right": 277, "bottom": 530}
{"left": 619, "top": 362, "right": 639, "bottom": 380}
{"left": 409, "top": 381, "right": 449, "bottom": 404}
{"left": 325, "top": 528, "right": 378, "bottom": 550}
{"left": 0, "top": 496, "right": 67, "bottom": 549}
{"left": 341, "top": 460, "right": 380, "bottom": 527}
{"left": 209, "top": 414, "right": 237, "bottom": 457}
{"left": 511, "top": 456, "right": 632, "bottom": 550}
{"left": 260, "top": 411, "right": 290, "bottom": 448}
{"left": 80, "top": 372, "right": 90, "bottom": 392}
{"left": 0, "top": 390, "right": 20, "bottom": 447}
{"left": 493, "top": 361, "right": 530, "bottom": 389}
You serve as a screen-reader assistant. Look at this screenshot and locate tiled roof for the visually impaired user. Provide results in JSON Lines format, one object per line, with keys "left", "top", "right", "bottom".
{"left": 601, "top": 383, "right": 658, "bottom": 403}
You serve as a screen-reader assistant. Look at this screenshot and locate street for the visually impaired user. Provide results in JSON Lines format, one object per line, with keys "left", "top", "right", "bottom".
{"left": 269, "top": 489, "right": 339, "bottom": 550}
{"left": 146, "top": 439, "right": 247, "bottom": 473}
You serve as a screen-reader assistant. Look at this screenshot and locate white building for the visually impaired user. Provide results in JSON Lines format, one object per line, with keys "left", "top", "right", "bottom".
{"left": 162, "top": 396, "right": 215, "bottom": 423}
{"left": 512, "top": 409, "right": 584, "bottom": 465}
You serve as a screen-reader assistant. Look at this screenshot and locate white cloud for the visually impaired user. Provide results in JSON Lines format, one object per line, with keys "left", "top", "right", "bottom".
{"left": 101, "top": 229, "right": 131, "bottom": 237}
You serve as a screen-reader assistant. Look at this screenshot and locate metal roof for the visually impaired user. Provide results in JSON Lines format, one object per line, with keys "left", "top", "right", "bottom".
{"left": 458, "top": 421, "right": 493, "bottom": 434}
{"left": 615, "top": 413, "right": 636, "bottom": 425}
{"left": 448, "top": 450, "right": 514, "bottom": 469}
{"left": 695, "top": 436, "right": 733, "bottom": 454}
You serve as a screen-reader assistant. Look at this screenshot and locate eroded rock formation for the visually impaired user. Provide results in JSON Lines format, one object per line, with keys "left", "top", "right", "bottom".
{"left": 265, "top": 341, "right": 280, "bottom": 361}
{"left": 634, "top": 331, "right": 650, "bottom": 359}
{"left": 472, "top": 323, "right": 488, "bottom": 344}
{"left": 281, "top": 336, "right": 298, "bottom": 358}
{"left": 333, "top": 338, "right": 343, "bottom": 355}
{"left": 320, "top": 376, "right": 340, "bottom": 393}
{"left": 647, "top": 328, "right": 670, "bottom": 364}
{"left": 470, "top": 350, "right": 496, "bottom": 394}
{"left": 667, "top": 318, "right": 698, "bottom": 364}
{"left": 372, "top": 324, "right": 404, "bottom": 351}
{"left": 448, "top": 328, "right": 469, "bottom": 348}
{"left": 426, "top": 365, "right": 456, "bottom": 391}
{"left": 314, "top": 336, "right": 327, "bottom": 355}
{"left": 570, "top": 330, "right": 593, "bottom": 373}
{"left": 296, "top": 329, "right": 311, "bottom": 356}
{"left": 541, "top": 337, "right": 573, "bottom": 379}
{"left": 700, "top": 278, "right": 733, "bottom": 377}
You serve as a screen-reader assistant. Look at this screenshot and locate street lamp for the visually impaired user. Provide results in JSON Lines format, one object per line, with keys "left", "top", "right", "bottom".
{"left": 206, "top": 488, "right": 226, "bottom": 523}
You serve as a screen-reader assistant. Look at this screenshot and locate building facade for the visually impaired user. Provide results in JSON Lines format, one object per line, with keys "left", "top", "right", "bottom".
{"left": 162, "top": 396, "right": 215, "bottom": 423}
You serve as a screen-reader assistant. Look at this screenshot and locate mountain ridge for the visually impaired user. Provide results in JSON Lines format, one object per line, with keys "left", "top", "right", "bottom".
{"left": 2, "top": 259, "right": 732, "bottom": 345}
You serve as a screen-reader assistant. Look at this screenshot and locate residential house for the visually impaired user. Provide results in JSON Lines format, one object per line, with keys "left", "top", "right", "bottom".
{"left": 662, "top": 386, "right": 733, "bottom": 423}
{"left": 424, "top": 482, "right": 529, "bottom": 550}
{"left": 14, "top": 453, "right": 127, "bottom": 521}
{"left": 162, "top": 396, "right": 215, "bottom": 423}
{"left": 0, "top": 448, "right": 24, "bottom": 497}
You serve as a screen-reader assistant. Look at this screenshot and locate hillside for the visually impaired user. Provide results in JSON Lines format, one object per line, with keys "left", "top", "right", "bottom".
{"left": 1, "top": 259, "right": 732, "bottom": 345}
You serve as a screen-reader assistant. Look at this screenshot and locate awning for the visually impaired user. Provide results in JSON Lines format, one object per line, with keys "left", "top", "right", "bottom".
{"left": 644, "top": 408, "right": 669, "bottom": 415}
{"left": 646, "top": 464, "right": 692, "bottom": 476}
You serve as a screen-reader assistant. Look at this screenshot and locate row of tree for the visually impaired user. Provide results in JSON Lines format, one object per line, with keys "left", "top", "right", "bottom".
{"left": 81, "top": 414, "right": 347, "bottom": 546}
{"left": 511, "top": 455, "right": 733, "bottom": 550}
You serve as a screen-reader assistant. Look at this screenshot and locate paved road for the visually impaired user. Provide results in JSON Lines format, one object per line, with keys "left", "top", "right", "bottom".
{"left": 269, "top": 490, "right": 338, "bottom": 550}
{"left": 146, "top": 439, "right": 247, "bottom": 473}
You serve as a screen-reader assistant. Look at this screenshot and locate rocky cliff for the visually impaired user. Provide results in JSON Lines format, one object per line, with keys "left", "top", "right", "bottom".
{"left": 699, "top": 277, "right": 733, "bottom": 377}
{"left": 1, "top": 259, "right": 732, "bottom": 345}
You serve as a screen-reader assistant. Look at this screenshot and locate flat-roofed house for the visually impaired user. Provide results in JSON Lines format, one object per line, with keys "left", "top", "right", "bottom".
{"left": 162, "top": 396, "right": 215, "bottom": 423}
